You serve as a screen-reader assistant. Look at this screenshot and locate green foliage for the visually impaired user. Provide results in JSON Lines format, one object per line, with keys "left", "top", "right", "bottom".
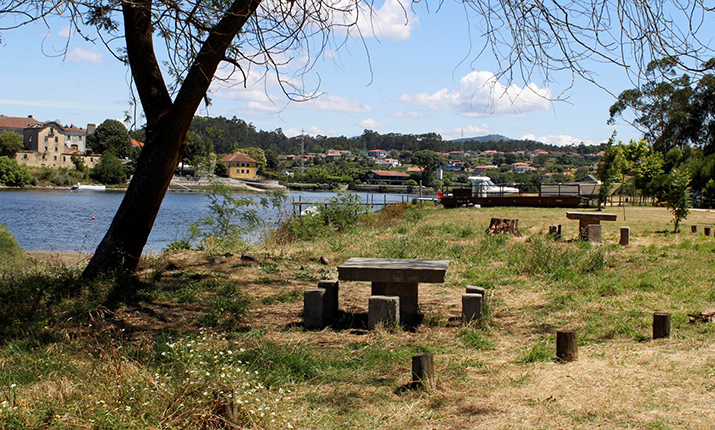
{"left": 665, "top": 167, "right": 692, "bottom": 232}
{"left": 596, "top": 136, "right": 628, "bottom": 208}
{"left": 189, "top": 183, "right": 286, "bottom": 253}
{"left": 90, "top": 152, "right": 127, "bottom": 184}
{"left": 182, "top": 131, "right": 213, "bottom": 172}
{"left": 235, "top": 341, "right": 319, "bottom": 386}
{"left": 0, "top": 223, "right": 26, "bottom": 269}
{"left": 278, "top": 192, "right": 365, "bottom": 241}
{"left": 409, "top": 150, "right": 448, "bottom": 186}
{"left": 86, "top": 119, "right": 135, "bottom": 158}
{"left": 458, "top": 329, "right": 496, "bottom": 350}
{"left": 517, "top": 338, "right": 553, "bottom": 363}
{"left": 0, "top": 131, "right": 24, "bottom": 157}
{"left": 233, "top": 146, "right": 266, "bottom": 165}
{"left": 197, "top": 280, "right": 251, "bottom": 330}
{"left": 0, "top": 156, "right": 32, "bottom": 186}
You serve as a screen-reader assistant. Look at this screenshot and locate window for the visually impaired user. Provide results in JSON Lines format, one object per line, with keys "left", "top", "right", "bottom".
{"left": 55, "top": 136, "right": 58, "bottom": 143}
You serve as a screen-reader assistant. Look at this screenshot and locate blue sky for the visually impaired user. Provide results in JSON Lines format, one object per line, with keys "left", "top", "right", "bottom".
{"left": 0, "top": 1, "right": 651, "bottom": 147}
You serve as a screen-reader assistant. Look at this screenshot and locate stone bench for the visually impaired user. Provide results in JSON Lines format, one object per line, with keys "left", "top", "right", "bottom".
{"left": 338, "top": 257, "right": 449, "bottom": 325}
{"left": 303, "top": 279, "right": 339, "bottom": 330}
{"left": 566, "top": 211, "right": 617, "bottom": 241}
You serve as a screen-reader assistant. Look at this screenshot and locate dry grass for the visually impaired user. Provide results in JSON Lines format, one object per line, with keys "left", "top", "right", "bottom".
{"left": 3, "top": 204, "right": 715, "bottom": 429}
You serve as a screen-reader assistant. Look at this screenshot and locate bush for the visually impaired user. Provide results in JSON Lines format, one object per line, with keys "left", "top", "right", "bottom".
{"left": 0, "top": 156, "right": 32, "bottom": 186}
{"left": 0, "top": 223, "right": 26, "bottom": 269}
{"left": 276, "top": 192, "right": 366, "bottom": 242}
{"left": 90, "top": 152, "right": 127, "bottom": 184}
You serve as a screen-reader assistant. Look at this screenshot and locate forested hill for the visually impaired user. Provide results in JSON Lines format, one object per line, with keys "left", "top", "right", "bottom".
{"left": 189, "top": 116, "right": 605, "bottom": 155}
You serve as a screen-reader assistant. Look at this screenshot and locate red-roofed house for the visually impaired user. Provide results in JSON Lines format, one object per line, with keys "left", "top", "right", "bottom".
{"left": 220, "top": 152, "right": 259, "bottom": 179}
{"left": 368, "top": 170, "right": 410, "bottom": 185}
{"left": 0, "top": 115, "right": 43, "bottom": 135}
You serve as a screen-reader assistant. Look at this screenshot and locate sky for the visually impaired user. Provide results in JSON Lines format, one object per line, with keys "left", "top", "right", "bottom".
{"left": 0, "top": 0, "right": 672, "bottom": 148}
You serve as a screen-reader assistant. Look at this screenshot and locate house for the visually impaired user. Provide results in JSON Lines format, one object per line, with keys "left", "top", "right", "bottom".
{"left": 367, "top": 170, "right": 410, "bottom": 185}
{"left": 473, "top": 165, "right": 498, "bottom": 175}
{"left": 15, "top": 149, "right": 100, "bottom": 170}
{"left": 376, "top": 158, "right": 400, "bottom": 168}
{"left": 220, "top": 152, "right": 259, "bottom": 179}
{"left": 511, "top": 162, "right": 533, "bottom": 173}
{"left": 23, "top": 121, "right": 67, "bottom": 154}
{"left": 0, "top": 115, "right": 43, "bottom": 135}
{"left": 64, "top": 124, "right": 88, "bottom": 152}
{"left": 529, "top": 149, "right": 550, "bottom": 157}
{"left": 367, "top": 149, "right": 389, "bottom": 159}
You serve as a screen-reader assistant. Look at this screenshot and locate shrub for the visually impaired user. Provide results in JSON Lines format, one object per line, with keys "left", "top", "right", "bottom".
{"left": 0, "top": 223, "right": 26, "bottom": 269}
{"left": 0, "top": 156, "right": 32, "bottom": 186}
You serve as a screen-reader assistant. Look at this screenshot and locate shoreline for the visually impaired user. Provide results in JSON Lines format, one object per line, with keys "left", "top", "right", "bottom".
{"left": 27, "top": 252, "right": 91, "bottom": 266}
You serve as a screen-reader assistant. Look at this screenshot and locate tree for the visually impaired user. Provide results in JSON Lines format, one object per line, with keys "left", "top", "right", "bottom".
{"left": 86, "top": 119, "right": 135, "bottom": 158}
{"left": 0, "top": 156, "right": 31, "bottom": 186}
{"left": 0, "top": 131, "right": 24, "bottom": 158}
{"left": 596, "top": 137, "right": 628, "bottom": 209}
{"left": 90, "top": 153, "right": 128, "bottom": 185}
{"left": 182, "top": 132, "right": 213, "bottom": 172}
{"left": 235, "top": 147, "right": 267, "bottom": 166}
{"left": 609, "top": 59, "right": 715, "bottom": 155}
{"left": 409, "top": 150, "right": 447, "bottom": 186}
{"left": 5, "top": 0, "right": 715, "bottom": 277}
{"left": 665, "top": 168, "right": 692, "bottom": 232}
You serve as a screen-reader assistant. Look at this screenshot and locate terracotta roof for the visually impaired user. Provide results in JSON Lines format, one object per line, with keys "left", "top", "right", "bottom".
{"left": 132, "top": 139, "right": 144, "bottom": 147}
{"left": 407, "top": 166, "right": 424, "bottom": 172}
{"left": 65, "top": 124, "right": 86, "bottom": 133}
{"left": 220, "top": 152, "right": 259, "bottom": 163}
{"left": 0, "top": 115, "right": 43, "bottom": 129}
{"left": 370, "top": 170, "right": 409, "bottom": 177}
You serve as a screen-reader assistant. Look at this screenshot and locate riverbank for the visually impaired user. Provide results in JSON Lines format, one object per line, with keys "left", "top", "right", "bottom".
{"left": 3, "top": 206, "right": 715, "bottom": 429}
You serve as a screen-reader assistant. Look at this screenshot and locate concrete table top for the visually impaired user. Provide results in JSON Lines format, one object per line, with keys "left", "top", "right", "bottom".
{"left": 566, "top": 211, "right": 617, "bottom": 222}
{"left": 337, "top": 257, "right": 449, "bottom": 284}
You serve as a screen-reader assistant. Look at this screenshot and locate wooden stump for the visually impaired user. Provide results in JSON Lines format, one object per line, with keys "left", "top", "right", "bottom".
{"left": 653, "top": 312, "right": 671, "bottom": 339}
{"left": 556, "top": 330, "right": 578, "bottom": 362}
{"left": 485, "top": 218, "right": 521, "bottom": 237}
{"left": 691, "top": 225, "right": 698, "bottom": 233}
{"left": 411, "top": 354, "right": 434, "bottom": 387}
{"left": 705, "top": 227, "right": 712, "bottom": 237}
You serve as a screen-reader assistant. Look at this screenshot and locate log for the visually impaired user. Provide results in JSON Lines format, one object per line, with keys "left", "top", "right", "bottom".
{"left": 556, "top": 330, "right": 578, "bottom": 362}
{"left": 485, "top": 218, "right": 521, "bottom": 237}
{"left": 411, "top": 354, "right": 434, "bottom": 387}
{"left": 653, "top": 312, "right": 671, "bottom": 339}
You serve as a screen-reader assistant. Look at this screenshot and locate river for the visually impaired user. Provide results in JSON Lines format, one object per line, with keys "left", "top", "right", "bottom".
{"left": 0, "top": 189, "right": 421, "bottom": 254}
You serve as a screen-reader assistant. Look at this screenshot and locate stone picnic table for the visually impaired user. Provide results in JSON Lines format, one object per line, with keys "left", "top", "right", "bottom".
{"left": 566, "top": 211, "right": 617, "bottom": 240}
{"left": 337, "top": 257, "right": 449, "bottom": 324}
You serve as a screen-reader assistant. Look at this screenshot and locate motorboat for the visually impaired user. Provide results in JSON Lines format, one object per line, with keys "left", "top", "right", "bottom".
{"left": 467, "top": 176, "right": 520, "bottom": 197}
{"left": 71, "top": 182, "right": 107, "bottom": 191}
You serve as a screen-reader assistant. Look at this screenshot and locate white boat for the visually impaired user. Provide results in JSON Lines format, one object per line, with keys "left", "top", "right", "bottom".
{"left": 71, "top": 182, "right": 106, "bottom": 191}
{"left": 467, "top": 176, "right": 520, "bottom": 197}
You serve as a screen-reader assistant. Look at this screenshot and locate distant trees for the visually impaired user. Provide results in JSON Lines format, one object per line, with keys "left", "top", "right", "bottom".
{"left": 0, "top": 131, "right": 24, "bottom": 158}
{"left": 86, "top": 120, "right": 137, "bottom": 159}
{"left": 609, "top": 59, "right": 715, "bottom": 155}
{"left": 90, "top": 153, "right": 128, "bottom": 185}
{"left": 410, "top": 150, "right": 448, "bottom": 186}
{"left": 0, "top": 156, "right": 31, "bottom": 186}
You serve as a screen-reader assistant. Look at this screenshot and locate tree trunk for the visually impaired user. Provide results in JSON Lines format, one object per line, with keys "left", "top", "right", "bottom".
{"left": 82, "top": 118, "right": 188, "bottom": 276}
{"left": 82, "top": 0, "right": 261, "bottom": 277}
{"left": 485, "top": 218, "right": 521, "bottom": 236}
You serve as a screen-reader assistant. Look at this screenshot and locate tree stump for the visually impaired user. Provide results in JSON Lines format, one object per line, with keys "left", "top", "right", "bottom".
{"left": 653, "top": 312, "right": 671, "bottom": 339}
{"left": 691, "top": 225, "right": 698, "bottom": 233}
{"left": 485, "top": 218, "right": 521, "bottom": 236}
{"left": 556, "top": 330, "right": 578, "bottom": 362}
{"left": 411, "top": 354, "right": 434, "bottom": 388}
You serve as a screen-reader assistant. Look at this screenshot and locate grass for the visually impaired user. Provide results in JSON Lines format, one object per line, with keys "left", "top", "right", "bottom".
{"left": 2, "top": 205, "right": 715, "bottom": 428}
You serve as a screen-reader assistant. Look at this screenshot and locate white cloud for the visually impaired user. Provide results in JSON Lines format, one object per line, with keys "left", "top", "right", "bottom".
{"left": 66, "top": 47, "right": 102, "bottom": 64}
{"left": 284, "top": 126, "right": 338, "bottom": 137}
{"left": 400, "top": 71, "right": 551, "bottom": 117}
{"left": 360, "top": 118, "right": 386, "bottom": 129}
{"left": 389, "top": 111, "right": 421, "bottom": 119}
{"left": 436, "top": 124, "right": 491, "bottom": 140}
{"left": 58, "top": 27, "right": 72, "bottom": 38}
{"left": 356, "top": 0, "right": 417, "bottom": 41}
{"left": 522, "top": 134, "right": 595, "bottom": 146}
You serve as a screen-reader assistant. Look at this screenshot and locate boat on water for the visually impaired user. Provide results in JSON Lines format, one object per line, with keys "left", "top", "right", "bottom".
{"left": 70, "top": 182, "right": 106, "bottom": 191}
